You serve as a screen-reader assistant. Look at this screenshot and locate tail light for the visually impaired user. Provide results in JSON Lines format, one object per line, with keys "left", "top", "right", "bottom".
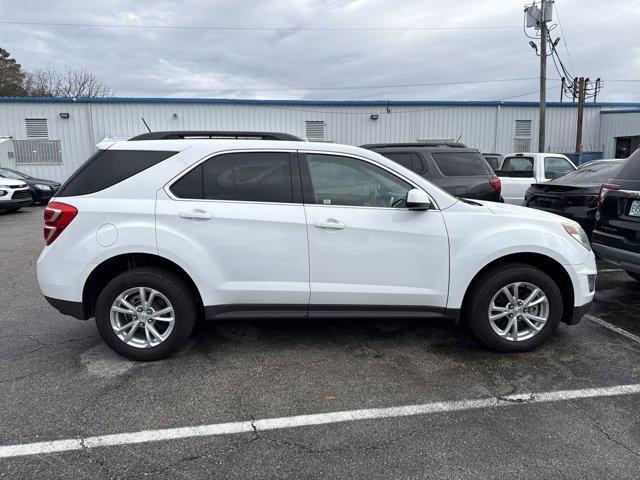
{"left": 44, "top": 202, "right": 78, "bottom": 245}
{"left": 489, "top": 176, "right": 501, "bottom": 193}
{"left": 598, "top": 183, "right": 620, "bottom": 208}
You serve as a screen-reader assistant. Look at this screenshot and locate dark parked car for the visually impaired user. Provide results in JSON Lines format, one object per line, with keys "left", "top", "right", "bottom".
{"left": 525, "top": 159, "right": 625, "bottom": 237}
{"left": 482, "top": 153, "right": 504, "bottom": 171}
{"left": 592, "top": 149, "right": 640, "bottom": 282}
{"left": 362, "top": 144, "right": 501, "bottom": 202}
{"left": 0, "top": 167, "right": 61, "bottom": 204}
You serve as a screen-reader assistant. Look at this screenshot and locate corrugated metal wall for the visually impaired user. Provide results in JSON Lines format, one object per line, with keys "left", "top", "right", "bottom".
{"left": 600, "top": 111, "right": 640, "bottom": 158}
{"left": 0, "top": 99, "right": 626, "bottom": 182}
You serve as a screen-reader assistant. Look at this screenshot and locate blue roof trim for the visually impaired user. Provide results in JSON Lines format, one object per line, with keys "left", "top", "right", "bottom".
{"left": 600, "top": 108, "right": 640, "bottom": 114}
{"left": 1, "top": 96, "right": 640, "bottom": 108}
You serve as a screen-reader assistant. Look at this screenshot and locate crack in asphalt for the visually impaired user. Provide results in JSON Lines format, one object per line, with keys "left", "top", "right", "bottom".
{"left": 567, "top": 400, "right": 640, "bottom": 460}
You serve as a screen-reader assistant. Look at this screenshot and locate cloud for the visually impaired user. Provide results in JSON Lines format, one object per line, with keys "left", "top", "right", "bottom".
{"left": 0, "top": 0, "right": 638, "bottom": 101}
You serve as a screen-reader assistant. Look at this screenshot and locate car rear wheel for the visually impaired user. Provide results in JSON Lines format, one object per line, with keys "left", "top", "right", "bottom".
{"left": 95, "top": 267, "right": 197, "bottom": 361}
{"left": 465, "top": 263, "right": 563, "bottom": 352}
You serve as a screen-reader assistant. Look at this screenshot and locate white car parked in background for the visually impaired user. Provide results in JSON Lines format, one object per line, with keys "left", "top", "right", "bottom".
{"left": 0, "top": 177, "right": 33, "bottom": 212}
{"left": 497, "top": 152, "right": 577, "bottom": 205}
{"left": 37, "top": 131, "right": 596, "bottom": 360}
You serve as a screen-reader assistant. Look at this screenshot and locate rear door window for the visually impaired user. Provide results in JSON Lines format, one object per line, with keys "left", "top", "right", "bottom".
{"left": 171, "top": 151, "right": 294, "bottom": 203}
{"left": 501, "top": 156, "right": 534, "bottom": 173}
{"left": 544, "top": 157, "right": 575, "bottom": 179}
{"left": 57, "top": 150, "right": 178, "bottom": 197}
{"left": 379, "top": 153, "right": 423, "bottom": 173}
{"left": 431, "top": 152, "right": 492, "bottom": 176}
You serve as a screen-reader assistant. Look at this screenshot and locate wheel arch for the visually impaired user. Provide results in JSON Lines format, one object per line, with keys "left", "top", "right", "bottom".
{"left": 458, "top": 252, "right": 575, "bottom": 325}
{"left": 82, "top": 253, "right": 204, "bottom": 320}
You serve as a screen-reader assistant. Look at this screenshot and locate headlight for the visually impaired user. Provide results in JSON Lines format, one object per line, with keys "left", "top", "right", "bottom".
{"left": 0, "top": 190, "right": 6, "bottom": 197}
{"left": 563, "top": 223, "right": 591, "bottom": 251}
{"left": 34, "top": 184, "right": 52, "bottom": 191}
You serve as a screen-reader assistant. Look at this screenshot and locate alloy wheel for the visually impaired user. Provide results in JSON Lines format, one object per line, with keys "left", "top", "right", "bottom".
{"left": 487, "top": 282, "right": 549, "bottom": 342}
{"left": 110, "top": 287, "right": 175, "bottom": 348}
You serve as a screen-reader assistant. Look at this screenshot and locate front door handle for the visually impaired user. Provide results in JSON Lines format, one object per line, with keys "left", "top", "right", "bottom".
{"left": 179, "top": 209, "right": 212, "bottom": 220}
{"left": 313, "top": 219, "right": 346, "bottom": 230}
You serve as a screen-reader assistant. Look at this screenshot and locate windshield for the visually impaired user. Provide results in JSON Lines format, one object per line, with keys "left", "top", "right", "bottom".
{"left": 501, "top": 156, "right": 534, "bottom": 172}
{"left": 431, "top": 152, "right": 493, "bottom": 176}
{"left": 549, "top": 160, "right": 624, "bottom": 185}
{"left": 0, "top": 168, "right": 28, "bottom": 180}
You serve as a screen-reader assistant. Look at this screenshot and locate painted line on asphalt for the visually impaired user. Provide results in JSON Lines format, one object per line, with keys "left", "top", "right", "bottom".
{"left": 2, "top": 383, "right": 640, "bottom": 459}
{"left": 598, "top": 268, "right": 623, "bottom": 273}
{"left": 586, "top": 314, "right": 640, "bottom": 345}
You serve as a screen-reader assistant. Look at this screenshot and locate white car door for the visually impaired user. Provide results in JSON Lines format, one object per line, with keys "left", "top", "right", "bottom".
{"left": 156, "top": 150, "right": 309, "bottom": 314}
{"left": 300, "top": 152, "right": 450, "bottom": 316}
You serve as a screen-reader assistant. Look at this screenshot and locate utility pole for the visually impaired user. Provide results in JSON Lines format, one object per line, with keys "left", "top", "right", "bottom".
{"left": 538, "top": 1, "right": 547, "bottom": 153}
{"left": 560, "top": 77, "right": 565, "bottom": 102}
{"left": 575, "top": 77, "right": 586, "bottom": 153}
{"left": 525, "top": 0, "right": 553, "bottom": 153}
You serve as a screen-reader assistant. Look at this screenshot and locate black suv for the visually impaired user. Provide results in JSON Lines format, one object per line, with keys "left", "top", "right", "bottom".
{"left": 362, "top": 143, "right": 501, "bottom": 201}
{"left": 592, "top": 149, "right": 640, "bottom": 281}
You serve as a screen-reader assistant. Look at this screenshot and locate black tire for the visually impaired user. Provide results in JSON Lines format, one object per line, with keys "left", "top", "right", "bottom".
{"left": 95, "top": 267, "right": 197, "bottom": 361}
{"left": 627, "top": 272, "right": 640, "bottom": 283}
{"left": 464, "top": 263, "right": 563, "bottom": 352}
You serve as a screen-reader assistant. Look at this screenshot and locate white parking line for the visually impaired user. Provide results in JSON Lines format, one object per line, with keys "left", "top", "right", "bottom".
{"left": 2, "top": 383, "right": 640, "bottom": 459}
{"left": 586, "top": 314, "right": 640, "bottom": 345}
{"left": 598, "top": 268, "right": 623, "bottom": 273}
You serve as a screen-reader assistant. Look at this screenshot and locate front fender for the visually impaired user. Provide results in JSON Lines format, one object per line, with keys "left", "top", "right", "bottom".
{"left": 443, "top": 205, "right": 592, "bottom": 309}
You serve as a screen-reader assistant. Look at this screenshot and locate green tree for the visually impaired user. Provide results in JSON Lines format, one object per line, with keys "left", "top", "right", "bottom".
{"left": 0, "top": 47, "right": 26, "bottom": 96}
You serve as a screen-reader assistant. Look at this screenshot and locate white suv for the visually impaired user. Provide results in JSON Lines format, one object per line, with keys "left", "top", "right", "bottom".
{"left": 37, "top": 131, "right": 596, "bottom": 360}
{"left": 0, "top": 178, "right": 33, "bottom": 212}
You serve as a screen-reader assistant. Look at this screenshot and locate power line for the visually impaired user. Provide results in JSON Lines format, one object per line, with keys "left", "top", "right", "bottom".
{"left": 0, "top": 19, "right": 522, "bottom": 32}
{"left": 118, "top": 77, "right": 540, "bottom": 93}
{"left": 553, "top": 2, "right": 575, "bottom": 76}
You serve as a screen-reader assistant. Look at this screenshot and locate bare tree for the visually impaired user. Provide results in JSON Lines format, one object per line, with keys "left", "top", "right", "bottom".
{"left": 24, "top": 67, "right": 112, "bottom": 97}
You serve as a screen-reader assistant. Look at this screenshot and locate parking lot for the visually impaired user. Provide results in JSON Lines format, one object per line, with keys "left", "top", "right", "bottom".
{"left": 1, "top": 206, "right": 640, "bottom": 479}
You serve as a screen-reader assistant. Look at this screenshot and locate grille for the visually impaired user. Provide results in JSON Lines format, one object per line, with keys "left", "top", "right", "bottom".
{"left": 12, "top": 189, "right": 33, "bottom": 200}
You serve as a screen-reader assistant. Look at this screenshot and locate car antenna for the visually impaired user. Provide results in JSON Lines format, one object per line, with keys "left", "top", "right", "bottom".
{"left": 141, "top": 117, "right": 152, "bottom": 133}
{"left": 456, "top": 134, "right": 463, "bottom": 143}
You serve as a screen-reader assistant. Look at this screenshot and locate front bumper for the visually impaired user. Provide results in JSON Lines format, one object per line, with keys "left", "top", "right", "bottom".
{"left": 0, "top": 196, "right": 34, "bottom": 210}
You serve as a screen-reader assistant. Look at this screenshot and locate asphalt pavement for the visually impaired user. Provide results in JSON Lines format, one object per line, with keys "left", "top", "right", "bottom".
{"left": 1, "top": 207, "right": 639, "bottom": 479}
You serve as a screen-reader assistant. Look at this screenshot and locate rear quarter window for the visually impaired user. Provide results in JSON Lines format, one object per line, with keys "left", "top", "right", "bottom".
{"left": 431, "top": 152, "right": 492, "bottom": 176}
{"left": 57, "top": 150, "right": 178, "bottom": 197}
{"left": 613, "top": 150, "right": 640, "bottom": 180}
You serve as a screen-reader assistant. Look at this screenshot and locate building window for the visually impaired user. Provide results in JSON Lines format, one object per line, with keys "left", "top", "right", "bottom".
{"left": 305, "top": 121, "right": 326, "bottom": 142}
{"left": 513, "top": 120, "right": 532, "bottom": 152}
{"left": 14, "top": 140, "right": 63, "bottom": 165}
{"left": 25, "top": 118, "right": 49, "bottom": 139}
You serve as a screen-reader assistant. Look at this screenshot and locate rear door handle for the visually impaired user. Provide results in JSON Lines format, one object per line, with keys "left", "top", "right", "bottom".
{"left": 179, "top": 209, "right": 212, "bottom": 220}
{"left": 313, "top": 219, "right": 346, "bottom": 230}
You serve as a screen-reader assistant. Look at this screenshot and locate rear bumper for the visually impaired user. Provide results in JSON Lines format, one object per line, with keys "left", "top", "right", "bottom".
{"left": 44, "top": 296, "right": 87, "bottom": 320}
{"left": 592, "top": 242, "right": 640, "bottom": 274}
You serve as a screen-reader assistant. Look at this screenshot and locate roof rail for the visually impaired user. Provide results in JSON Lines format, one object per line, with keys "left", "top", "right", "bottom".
{"left": 361, "top": 142, "right": 468, "bottom": 149}
{"left": 129, "top": 131, "right": 304, "bottom": 141}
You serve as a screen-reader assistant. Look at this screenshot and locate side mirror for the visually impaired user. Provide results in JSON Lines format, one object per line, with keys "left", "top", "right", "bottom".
{"left": 406, "top": 188, "right": 431, "bottom": 210}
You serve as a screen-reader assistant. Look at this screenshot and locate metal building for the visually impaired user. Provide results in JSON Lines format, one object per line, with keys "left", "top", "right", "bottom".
{"left": 1, "top": 97, "right": 639, "bottom": 182}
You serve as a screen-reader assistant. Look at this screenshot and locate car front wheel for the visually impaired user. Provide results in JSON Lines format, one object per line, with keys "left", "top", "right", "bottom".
{"left": 465, "top": 263, "right": 563, "bottom": 352}
{"left": 95, "top": 267, "right": 197, "bottom": 361}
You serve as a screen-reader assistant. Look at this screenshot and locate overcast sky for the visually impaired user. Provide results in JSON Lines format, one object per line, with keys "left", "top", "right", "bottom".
{"left": 1, "top": 0, "right": 639, "bottom": 102}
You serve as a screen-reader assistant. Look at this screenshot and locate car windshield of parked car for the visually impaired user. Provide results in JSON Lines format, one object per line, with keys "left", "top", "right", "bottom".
{"left": 0, "top": 168, "right": 28, "bottom": 180}
{"left": 553, "top": 160, "right": 624, "bottom": 185}
{"left": 544, "top": 157, "right": 575, "bottom": 179}
{"left": 431, "top": 152, "right": 493, "bottom": 176}
{"left": 483, "top": 156, "right": 502, "bottom": 170}
{"left": 502, "top": 156, "right": 534, "bottom": 172}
